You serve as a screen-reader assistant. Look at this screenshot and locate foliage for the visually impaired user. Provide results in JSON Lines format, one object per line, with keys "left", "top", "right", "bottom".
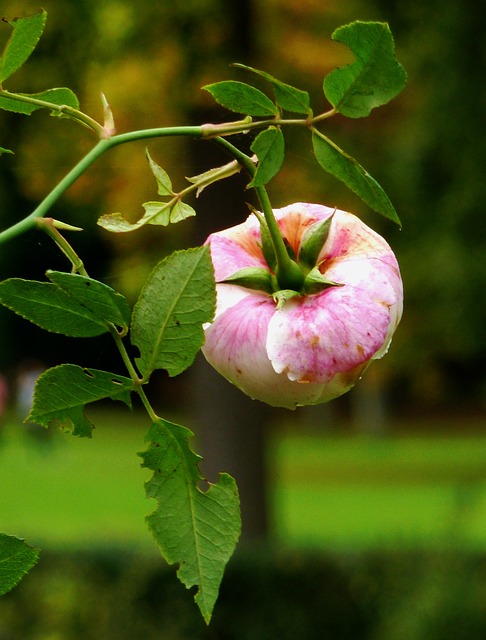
{"left": 0, "top": 9, "right": 406, "bottom": 622}
{"left": 0, "top": 534, "right": 39, "bottom": 597}
{"left": 3, "top": 548, "right": 486, "bottom": 640}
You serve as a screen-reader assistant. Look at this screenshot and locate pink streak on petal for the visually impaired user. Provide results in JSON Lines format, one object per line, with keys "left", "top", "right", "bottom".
{"left": 203, "top": 289, "right": 363, "bottom": 409}
{"left": 202, "top": 292, "right": 276, "bottom": 395}
{"left": 318, "top": 209, "right": 397, "bottom": 264}
{"left": 267, "top": 286, "right": 392, "bottom": 384}
{"left": 206, "top": 233, "right": 267, "bottom": 282}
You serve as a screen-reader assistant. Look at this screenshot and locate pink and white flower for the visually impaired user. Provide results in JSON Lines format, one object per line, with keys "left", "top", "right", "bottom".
{"left": 202, "top": 202, "right": 403, "bottom": 409}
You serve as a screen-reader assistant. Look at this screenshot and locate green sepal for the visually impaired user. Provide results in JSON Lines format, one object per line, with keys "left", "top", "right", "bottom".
{"left": 221, "top": 267, "right": 275, "bottom": 294}
{"left": 303, "top": 266, "right": 343, "bottom": 295}
{"left": 298, "top": 213, "right": 335, "bottom": 269}
{"left": 273, "top": 289, "right": 301, "bottom": 310}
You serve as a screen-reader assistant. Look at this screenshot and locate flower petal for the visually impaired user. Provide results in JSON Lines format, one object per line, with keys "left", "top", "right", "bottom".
{"left": 205, "top": 217, "right": 266, "bottom": 281}
{"left": 266, "top": 285, "right": 393, "bottom": 383}
{"left": 203, "top": 202, "right": 403, "bottom": 409}
{"left": 273, "top": 203, "right": 336, "bottom": 256}
{"left": 202, "top": 290, "right": 363, "bottom": 409}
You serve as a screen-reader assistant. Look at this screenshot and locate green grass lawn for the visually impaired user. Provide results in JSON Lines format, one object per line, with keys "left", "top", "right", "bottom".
{"left": 2, "top": 409, "right": 486, "bottom": 552}
{"left": 270, "top": 430, "right": 486, "bottom": 550}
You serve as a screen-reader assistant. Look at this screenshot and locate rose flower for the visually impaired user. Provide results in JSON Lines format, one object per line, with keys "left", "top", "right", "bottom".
{"left": 202, "top": 202, "right": 403, "bottom": 409}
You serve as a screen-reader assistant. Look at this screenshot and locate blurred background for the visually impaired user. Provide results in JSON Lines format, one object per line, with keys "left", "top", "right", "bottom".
{"left": 0, "top": 0, "right": 485, "bottom": 637}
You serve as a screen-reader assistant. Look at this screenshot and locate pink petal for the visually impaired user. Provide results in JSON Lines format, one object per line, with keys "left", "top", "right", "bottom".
{"left": 272, "top": 203, "right": 334, "bottom": 256}
{"left": 202, "top": 292, "right": 276, "bottom": 394}
{"left": 205, "top": 218, "right": 266, "bottom": 281}
{"left": 202, "top": 290, "right": 363, "bottom": 409}
{"left": 266, "top": 286, "right": 393, "bottom": 384}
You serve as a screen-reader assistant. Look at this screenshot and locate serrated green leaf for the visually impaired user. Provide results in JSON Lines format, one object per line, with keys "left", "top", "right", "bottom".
{"left": 323, "top": 21, "right": 407, "bottom": 118}
{"left": 203, "top": 80, "right": 278, "bottom": 117}
{"left": 28, "top": 365, "right": 134, "bottom": 437}
{"left": 146, "top": 149, "right": 174, "bottom": 196}
{"left": 132, "top": 247, "right": 215, "bottom": 379}
{"left": 46, "top": 271, "right": 131, "bottom": 332}
{"left": 140, "top": 419, "right": 241, "bottom": 624}
{"left": 0, "top": 534, "right": 39, "bottom": 596}
{"left": 0, "top": 278, "right": 111, "bottom": 336}
{"left": 233, "top": 63, "right": 312, "bottom": 115}
{"left": 312, "top": 131, "right": 401, "bottom": 225}
{"left": 0, "top": 9, "right": 47, "bottom": 83}
{"left": 0, "top": 87, "right": 79, "bottom": 116}
{"left": 249, "top": 126, "right": 285, "bottom": 187}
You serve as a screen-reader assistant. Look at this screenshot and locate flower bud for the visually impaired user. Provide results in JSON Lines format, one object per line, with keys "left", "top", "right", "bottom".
{"left": 202, "top": 203, "right": 403, "bottom": 409}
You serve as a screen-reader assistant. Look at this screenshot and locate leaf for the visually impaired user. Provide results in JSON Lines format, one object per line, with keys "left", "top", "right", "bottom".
{"left": 233, "top": 63, "right": 312, "bottom": 115}
{"left": 185, "top": 160, "right": 241, "bottom": 197}
{"left": 0, "top": 87, "right": 80, "bottom": 116}
{"left": 203, "top": 80, "right": 278, "bottom": 117}
{"left": 0, "top": 9, "right": 47, "bottom": 83}
{"left": 98, "top": 199, "right": 195, "bottom": 232}
{"left": 249, "top": 126, "right": 285, "bottom": 187}
{"left": 46, "top": 271, "right": 131, "bottom": 332}
{"left": 131, "top": 247, "right": 215, "bottom": 379}
{"left": 0, "top": 146, "right": 13, "bottom": 155}
{"left": 0, "top": 534, "right": 39, "bottom": 596}
{"left": 170, "top": 200, "right": 196, "bottom": 223}
{"left": 0, "top": 278, "right": 111, "bottom": 337}
{"left": 97, "top": 210, "right": 152, "bottom": 233}
{"left": 140, "top": 419, "right": 241, "bottom": 624}
{"left": 312, "top": 130, "right": 401, "bottom": 225}
{"left": 146, "top": 149, "right": 174, "bottom": 196}
{"left": 28, "top": 365, "right": 134, "bottom": 438}
{"left": 323, "top": 21, "right": 407, "bottom": 118}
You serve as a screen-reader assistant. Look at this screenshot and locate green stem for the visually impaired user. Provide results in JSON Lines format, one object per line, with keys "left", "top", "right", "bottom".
{"left": 0, "top": 109, "right": 334, "bottom": 251}
{"left": 0, "top": 89, "right": 106, "bottom": 137}
{"left": 213, "top": 137, "right": 305, "bottom": 291}
{"left": 35, "top": 210, "right": 162, "bottom": 424}
{"left": 0, "top": 127, "right": 203, "bottom": 244}
{"left": 36, "top": 217, "right": 87, "bottom": 275}
{"left": 110, "top": 323, "right": 160, "bottom": 422}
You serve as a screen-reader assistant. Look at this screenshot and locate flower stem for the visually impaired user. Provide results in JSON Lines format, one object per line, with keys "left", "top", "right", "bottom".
{"left": 213, "top": 137, "right": 305, "bottom": 291}
{"left": 0, "top": 100, "right": 337, "bottom": 247}
{"left": 0, "top": 127, "right": 203, "bottom": 245}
